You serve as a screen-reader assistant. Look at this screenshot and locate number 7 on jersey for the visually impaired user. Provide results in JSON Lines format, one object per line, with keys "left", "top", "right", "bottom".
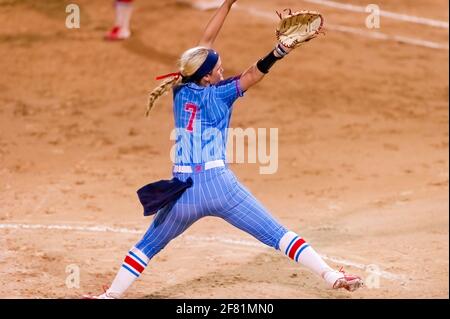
{"left": 184, "top": 103, "right": 198, "bottom": 132}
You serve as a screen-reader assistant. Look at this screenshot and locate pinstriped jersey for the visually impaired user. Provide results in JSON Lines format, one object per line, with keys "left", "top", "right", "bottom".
{"left": 172, "top": 77, "right": 244, "bottom": 165}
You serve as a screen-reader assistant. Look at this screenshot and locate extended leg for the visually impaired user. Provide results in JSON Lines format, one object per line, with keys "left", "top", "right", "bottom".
{"left": 99, "top": 201, "right": 202, "bottom": 298}
{"left": 105, "top": 0, "right": 133, "bottom": 40}
{"left": 278, "top": 231, "right": 363, "bottom": 291}
{"left": 218, "top": 188, "right": 363, "bottom": 291}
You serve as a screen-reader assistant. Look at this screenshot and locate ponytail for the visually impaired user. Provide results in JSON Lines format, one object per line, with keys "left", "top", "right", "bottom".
{"left": 145, "top": 46, "right": 209, "bottom": 117}
{"left": 146, "top": 75, "right": 182, "bottom": 116}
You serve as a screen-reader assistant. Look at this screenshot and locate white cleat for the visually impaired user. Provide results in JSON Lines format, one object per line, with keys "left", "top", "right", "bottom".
{"left": 104, "top": 26, "right": 131, "bottom": 41}
{"left": 332, "top": 268, "right": 364, "bottom": 292}
{"left": 82, "top": 293, "right": 116, "bottom": 299}
{"left": 82, "top": 286, "right": 119, "bottom": 299}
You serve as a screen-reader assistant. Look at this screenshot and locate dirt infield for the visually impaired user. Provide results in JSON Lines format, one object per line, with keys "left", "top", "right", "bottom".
{"left": 0, "top": 0, "right": 448, "bottom": 298}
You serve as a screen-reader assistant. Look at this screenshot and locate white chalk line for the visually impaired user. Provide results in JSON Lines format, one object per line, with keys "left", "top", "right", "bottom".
{"left": 303, "top": 0, "right": 449, "bottom": 29}
{"left": 235, "top": 5, "right": 449, "bottom": 50}
{"left": 178, "top": 0, "right": 223, "bottom": 11}
{"left": 0, "top": 222, "right": 143, "bottom": 234}
{"left": 0, "top": 222, "right": 408, "bottom": 283}
{"left": 328, "top": 23, "right": 449, "bottom": 50}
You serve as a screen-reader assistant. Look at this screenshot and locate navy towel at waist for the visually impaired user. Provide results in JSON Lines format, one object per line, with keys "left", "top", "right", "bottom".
{"left": 137, "top": 177, "right": 193, "bottom": 216}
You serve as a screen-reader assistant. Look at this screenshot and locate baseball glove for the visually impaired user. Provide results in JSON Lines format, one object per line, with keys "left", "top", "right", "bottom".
{"left": 276, "top": 9, "right": 324, "bottom": 48}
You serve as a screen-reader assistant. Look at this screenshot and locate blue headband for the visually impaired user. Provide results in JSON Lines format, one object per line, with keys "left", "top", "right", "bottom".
{"left": 187, "top": 49, "right": 219, "bottom": 83}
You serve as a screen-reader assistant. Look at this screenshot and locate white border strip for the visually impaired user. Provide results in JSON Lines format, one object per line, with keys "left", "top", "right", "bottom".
{"left": 235, "top": 6, "right": 449, "bottom": 50}
{"left": 303, "top": 0, "right": 449, "bottom": 29}
{"left": 0, "top": 222, "right": 407, "bottom": 283}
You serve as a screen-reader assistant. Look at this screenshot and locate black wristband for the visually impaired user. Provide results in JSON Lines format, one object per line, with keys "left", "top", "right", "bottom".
{"left": 256, "top": 50, "right": 282, "bottom": 74}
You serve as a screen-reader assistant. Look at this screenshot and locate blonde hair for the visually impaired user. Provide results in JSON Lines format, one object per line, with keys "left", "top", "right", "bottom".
{"left": 146, "top": 47, "right": 210, "bottom": 116}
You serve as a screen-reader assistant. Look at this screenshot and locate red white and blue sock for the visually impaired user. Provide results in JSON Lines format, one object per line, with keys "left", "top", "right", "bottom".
{"left": 279, "top": 231, "right": 343, "bottom": 288}
{"left": 106, "top": 247, "right": 149, "bottom": 298}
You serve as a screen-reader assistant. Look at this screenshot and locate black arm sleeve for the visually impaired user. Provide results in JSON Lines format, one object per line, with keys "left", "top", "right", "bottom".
{"left": 256, "top": 50, "right": 283, "bottom": 74}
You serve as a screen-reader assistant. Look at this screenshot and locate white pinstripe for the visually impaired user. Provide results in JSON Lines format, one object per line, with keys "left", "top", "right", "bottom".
{"left": 136, "top": 168, "right": 288, "bottom": 259}
{"left": 136, "top": 77, "right": 287, "bottom": 259}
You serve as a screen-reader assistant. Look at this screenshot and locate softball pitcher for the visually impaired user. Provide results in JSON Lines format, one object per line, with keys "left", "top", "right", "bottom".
{"left": 87, "top": 0, "right": 363, "bottom": 298}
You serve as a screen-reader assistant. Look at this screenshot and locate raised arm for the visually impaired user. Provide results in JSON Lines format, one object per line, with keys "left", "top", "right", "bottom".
{"left": 239, "top": 11, "right": 323, "bottom": 92}
{"left": 239, "top": 44, "right": 293, "bottom": 92}
{"left": 198, "top": 0, "right": 238, "bottom": 48}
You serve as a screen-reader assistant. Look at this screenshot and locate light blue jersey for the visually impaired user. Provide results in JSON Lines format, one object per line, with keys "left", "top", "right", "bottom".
{"left": 132, "top": 76, "right": 292, "bottom": 265}
{"left": 172, "top": 77, "right": 243, "bottom": 165}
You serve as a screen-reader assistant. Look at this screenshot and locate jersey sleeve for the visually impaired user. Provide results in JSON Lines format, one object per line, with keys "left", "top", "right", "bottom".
{"left": 210, "top": 76, "right": 244, "bottom": 107}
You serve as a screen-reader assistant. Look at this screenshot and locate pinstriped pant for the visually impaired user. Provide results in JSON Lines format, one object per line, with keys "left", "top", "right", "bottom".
{"left": 135, "top": 167, "right": 288, "bottom": 259}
